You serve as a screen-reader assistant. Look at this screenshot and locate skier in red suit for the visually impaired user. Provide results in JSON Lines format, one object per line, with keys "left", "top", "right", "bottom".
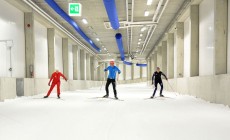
{"left": 44, "top": 70, "right": 67, "bottom": 98}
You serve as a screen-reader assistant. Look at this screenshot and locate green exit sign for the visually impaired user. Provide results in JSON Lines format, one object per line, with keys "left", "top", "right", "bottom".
{"left": 69, "top": 3, "right": 82, "bottom": 16}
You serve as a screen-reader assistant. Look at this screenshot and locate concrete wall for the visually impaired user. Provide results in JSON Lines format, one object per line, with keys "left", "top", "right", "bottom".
{"left": 0, "top": 78, "right": 16, "bottom": 101}
{"left": 54, "top": 34, "right": 63, "bottom": 72}
{"left": 184, "top": 17, "right": 191, "bottom": 77}
{"left": 126, "top": 65, "right": 132, "bottom": 80}
{"left": 199, "top": 0, "right": 215, "bottom": 76}
{"left": 68, "top": 43, "right": 73, "bottom": 80}
{"left": 228, "top": 0, "right": 230, "bottom": 74}
{"left": 134, "top": 66, "right": 140, "bottom": 79}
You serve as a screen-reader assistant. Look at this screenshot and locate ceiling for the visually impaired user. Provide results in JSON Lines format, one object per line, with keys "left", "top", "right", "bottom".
{"left": 30, "top": 0, "right": 187, "bottom": 61}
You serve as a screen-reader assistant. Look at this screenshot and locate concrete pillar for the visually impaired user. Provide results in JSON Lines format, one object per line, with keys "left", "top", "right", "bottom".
{"left": 73, "top": 45, "right": 79, "bottom": 80}
{"left": 90, "top": 56, "right": 95, "bottom": 81}
{"left": 157, "top": 46, "right": 162, "bottom": 69}
{"left": 167, "top": 33, "right": 174, "bottom": 79}
{"left": 162, "top": 41, "right": 167, "bottom": 74}
{"left": 104, "top": 63, "right": 108, "bottom": 80}
{"left": 80, "top": 49, "right": 86, "bottom": 80}
{"left": 153, "top": 51, "right": 157, "bottom": 72}
{"left": 97, "top": 62, "right": 103, "bottom": 81}
{"left": 86, "top": 53, "right": 91, "bottom": 80}
{"left": 62, "top": 38, "right": 69, "bottom": 78}
{"left": 214, "top": 0, "right": 228, "bottom": 75}
{"left": 176, "top": 22, "right": 184, "bottom": 78}
{"left": 47, "top": 28, "right": 55, "bottom": 78}
{"left": 94, "top": 59, "right": 98, "bottom": 81}
{"left": 131, "top": 64, "right": 134, "bottom": 80}
{"left": 147, "top": 59, "right": 151, "bottom": 80}
{"left": 150, "top": 54, "right": 154, "bottom": 77}
{"left": 190, "top": 5, "right": 199, "bottom": 77}
{"left": 140, "top": 66, "right": 143, "bottom": 79}
{"left": 123, "top": 63, "right": 126, "bottom": 80}
{"left": 24, "top": 12, "right": 35, "bottom": 78}
{"left": 115, "top": 62, "right": 120, "bottom": 80}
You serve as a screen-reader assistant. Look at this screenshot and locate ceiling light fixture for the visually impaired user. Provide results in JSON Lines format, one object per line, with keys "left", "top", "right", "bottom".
{"left": 141, "top": 26, "right": 147, "bottom": 32}
{"left": 138, "top": 42, "right": 141, "bottom": 45}
{"left": 96, "top": 38, "right": 100, "bottom": 41}
{"left": 82, "top": 18, "right": 88, "bottom": 24}
{"left": 147, "top": 0, "right": 153, "bottom": 5}
{"left": 140, "top": 34, "right": 143, "bottom": 37}
{"left": 144, "top": 11, "right": 150, "bottom": 16}
{"left": 139, "top": 39, "right": 142, "bottom": 41}
{"left": 104, "top": 48, "right": 107, "bottom": 50}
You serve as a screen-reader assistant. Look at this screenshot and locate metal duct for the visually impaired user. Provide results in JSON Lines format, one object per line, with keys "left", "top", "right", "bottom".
{"left": 103, "top": 0, "right": 120, "bottom": 30}
{"left": 115, "top": 33, "right": 125, "bottom": 61}
{"left": 136, "top": 63, "right": 147, "bottom": 67}
{"left": 123, "top": 61, "right": 133, "bottom": 65}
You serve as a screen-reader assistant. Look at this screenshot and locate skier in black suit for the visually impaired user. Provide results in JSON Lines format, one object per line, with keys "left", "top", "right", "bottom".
{"left": 151, "top": 67, "right": 168, "bottom": 98}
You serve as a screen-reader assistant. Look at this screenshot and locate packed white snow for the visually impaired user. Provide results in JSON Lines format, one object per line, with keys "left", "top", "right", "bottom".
{"left": 0, "top": 83, "right": 230, "bottom": 140}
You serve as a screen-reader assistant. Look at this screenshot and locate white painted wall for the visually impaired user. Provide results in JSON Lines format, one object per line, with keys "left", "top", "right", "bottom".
{"left": 142, "top": 67, "right": 147, "bottom": 78}
{"left": 184, "top": 17, "right": 191, "bottom": 77}
{"left": 126, "top": 65, "right": 131, "bottom": 80}
{"left": 34, "top": 20, "right": 48, "bottom": 78}
{"left": 174, "top": 32, "right": 177, "bottom": 78}
{"left": 228, "top": 0, "right": 230, "bottom": 74}
{"left": 199, "top": 0, "right": 214, "bottom": 76}
{"left": 68, "top": 43, "right": 73, "bottom": 80}
{"left": 54, "top": 34, "right": 63, "bottom": 72}
{"left": 0, "top": 0, "right": 25, "bottom": 78}
{"left": 134, "top": 66, "right": 140, "bottom": 79}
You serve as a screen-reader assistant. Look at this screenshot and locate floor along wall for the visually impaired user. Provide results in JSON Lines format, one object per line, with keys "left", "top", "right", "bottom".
{"left": 148, "top": 75, "right": 230, "bottom": 106}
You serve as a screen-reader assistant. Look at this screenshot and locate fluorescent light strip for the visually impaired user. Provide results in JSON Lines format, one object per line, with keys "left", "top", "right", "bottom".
{"left": 147, "top": 0, "right": 153, "bottom": 5}
{"left": 82, "top": 18, "right": 88, "bottom": 24}
{"left": 144, "top": 11, "right": 150, "bottom": 16}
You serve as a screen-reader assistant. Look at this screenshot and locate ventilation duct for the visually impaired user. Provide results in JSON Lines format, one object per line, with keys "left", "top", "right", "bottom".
{"left": 103, "top": 0, "right": 120, "bottom": 30}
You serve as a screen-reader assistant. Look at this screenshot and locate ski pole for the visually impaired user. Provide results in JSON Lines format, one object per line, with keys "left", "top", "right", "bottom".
{"left": 100, "top": 81, "right": 103, "bottom": 91}
{"left": 100, "top": 73, "right": 106, "bottom": 91}
{"left": 94, "top": 62, "right": 105, "bottom": 71}
{"left": 167, "top": 81, "right": 177, "bottom": 96}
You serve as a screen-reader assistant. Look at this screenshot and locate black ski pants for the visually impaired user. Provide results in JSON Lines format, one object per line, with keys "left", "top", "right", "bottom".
{"left": 152, "top": 80, "right": 163, "bottom": 97}
{"left": 105, "top": 78, "right": 117, "bottom": 96}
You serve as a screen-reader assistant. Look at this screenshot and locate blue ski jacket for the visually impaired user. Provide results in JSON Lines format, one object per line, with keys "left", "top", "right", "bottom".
{"left": 104, "top": 66, "right": 121, "bottom": 79}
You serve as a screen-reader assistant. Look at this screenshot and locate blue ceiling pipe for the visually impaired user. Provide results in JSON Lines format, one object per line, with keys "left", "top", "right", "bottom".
{"left": 123, "top": 61, "right": 133, "bottom": 65}
{"left": 136, "top": 63, "right": 147, "bottom": 67}
{"left": 103, "top": 0, "right": 120, "bottom": 30}
{"left": 115, "top": 33, "right": 125, "bottom": 61}
{"left": 45, "top": 0, "right": 101, "bottom": 52}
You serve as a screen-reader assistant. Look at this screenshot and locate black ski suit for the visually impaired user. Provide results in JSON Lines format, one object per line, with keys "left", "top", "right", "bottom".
{"left": 152, "top": 71, "right": 168, "bottom": 97}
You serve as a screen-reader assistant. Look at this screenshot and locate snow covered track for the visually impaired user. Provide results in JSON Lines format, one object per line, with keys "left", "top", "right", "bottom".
{"left": 0, "top": 83, "right": 230, "bottom": 140}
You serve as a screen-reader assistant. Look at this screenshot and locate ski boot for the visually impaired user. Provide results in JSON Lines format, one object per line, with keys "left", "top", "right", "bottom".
{"left": 57, "top": 95, "right": 60, "bottom": 99}
{"left": 160, "top": 94, "right": 164, "bottom": 97}
{"left": 114, "top": 96, "right": 118, "bottom": 100}
{"left": 43, "top": 96, "right": 48, "bottom": 98}
{"left": 150, "top": 96, "right": 154, "bottom": 99}
{"left": 103, "top": 94, "right": 109, "bottom": 98}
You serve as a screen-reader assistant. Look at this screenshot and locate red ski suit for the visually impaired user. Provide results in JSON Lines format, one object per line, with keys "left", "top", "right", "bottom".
{"left": 46, "top": 72, "right": 67, "bottom": 96}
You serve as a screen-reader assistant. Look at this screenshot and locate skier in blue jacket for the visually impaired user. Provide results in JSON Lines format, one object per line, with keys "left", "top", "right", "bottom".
{"left": 103, "top": 61, "right": 121, "bottom": 99}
